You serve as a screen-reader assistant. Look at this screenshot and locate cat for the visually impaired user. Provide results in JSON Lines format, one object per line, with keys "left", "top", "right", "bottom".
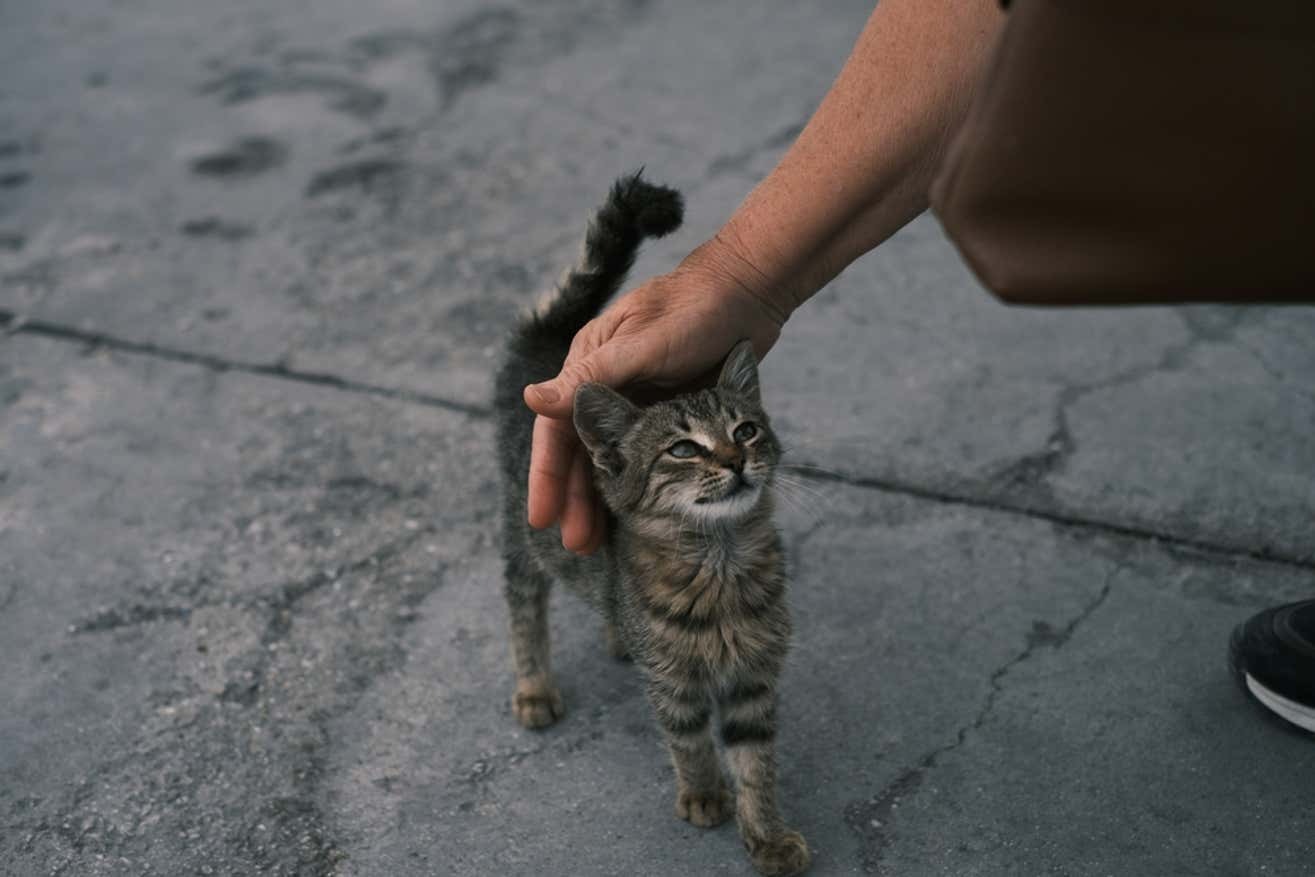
{"left": 493, "top": 172, "right": 810, "bottom": 876}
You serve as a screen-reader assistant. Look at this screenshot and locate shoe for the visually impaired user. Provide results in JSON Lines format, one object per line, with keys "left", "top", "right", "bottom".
{"left": 1229, "top": 598, "right": 1315, "bottom": 734}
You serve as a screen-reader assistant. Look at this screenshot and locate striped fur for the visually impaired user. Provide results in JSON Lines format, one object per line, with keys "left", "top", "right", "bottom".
{"left": 493, "top": 176, "right": 810, "bottom": 875}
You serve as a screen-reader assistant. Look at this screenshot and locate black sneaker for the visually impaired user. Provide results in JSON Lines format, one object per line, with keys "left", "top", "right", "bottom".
{"left": 1229, "top": 598, "right": 1315, "bottom": 734}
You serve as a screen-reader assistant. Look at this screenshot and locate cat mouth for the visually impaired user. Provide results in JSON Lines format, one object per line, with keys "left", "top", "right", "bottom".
{"left": 695, "top": 477, "right": 756, "bottom": 505}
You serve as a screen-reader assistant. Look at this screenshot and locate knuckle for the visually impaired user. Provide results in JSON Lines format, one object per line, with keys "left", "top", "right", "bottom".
{"left": 567, "top": 358, "right": 599, "bottom": 386}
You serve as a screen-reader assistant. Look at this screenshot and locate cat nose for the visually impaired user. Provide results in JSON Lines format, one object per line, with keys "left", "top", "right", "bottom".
{"left": 723, "top": 455, "right": 744, "bottom": 474}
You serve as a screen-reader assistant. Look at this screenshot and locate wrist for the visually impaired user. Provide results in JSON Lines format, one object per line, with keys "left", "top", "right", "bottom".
{"left": 679, "top": 228, "right": 801, "bottom": 331}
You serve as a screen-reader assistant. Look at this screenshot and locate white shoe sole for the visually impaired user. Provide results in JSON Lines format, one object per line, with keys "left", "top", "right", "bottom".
{"left": 1246, "top": 673, "right": 1315, "bottom": 734}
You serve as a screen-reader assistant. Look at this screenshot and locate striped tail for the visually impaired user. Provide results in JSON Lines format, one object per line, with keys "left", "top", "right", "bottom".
{"left": 516, "top": 171, "right": 683, "bottom": 345}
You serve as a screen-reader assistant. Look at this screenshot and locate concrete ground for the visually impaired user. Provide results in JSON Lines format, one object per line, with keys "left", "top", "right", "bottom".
{"left": 2, "top": 1, "right": 1312, "bottom": 875}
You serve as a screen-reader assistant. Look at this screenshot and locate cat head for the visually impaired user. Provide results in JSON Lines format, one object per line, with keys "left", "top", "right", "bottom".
{"left": 573, "top": 340, "right": 779, "bottom": 525}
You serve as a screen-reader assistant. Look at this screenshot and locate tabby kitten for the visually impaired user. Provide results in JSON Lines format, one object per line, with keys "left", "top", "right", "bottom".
{"left": 493, "top": 173, "right": 810, "bottom": 876}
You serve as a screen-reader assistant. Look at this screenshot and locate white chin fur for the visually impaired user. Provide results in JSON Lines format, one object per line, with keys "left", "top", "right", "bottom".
{"left": 690, "top": 484, "right": 763, "bottom": 522}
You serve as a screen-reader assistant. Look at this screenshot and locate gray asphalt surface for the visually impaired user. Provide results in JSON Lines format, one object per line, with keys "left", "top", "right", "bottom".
{"left": 2, "top": 2, "right": 1313, "bottom": 875}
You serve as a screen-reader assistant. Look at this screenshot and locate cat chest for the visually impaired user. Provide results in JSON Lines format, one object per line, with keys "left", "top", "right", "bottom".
{"left": 630, "top": 562, "right": 788, "bottom": 673}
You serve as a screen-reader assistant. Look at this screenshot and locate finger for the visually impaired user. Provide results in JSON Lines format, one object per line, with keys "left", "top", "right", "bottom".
{"left": 559, "top": 447, "right": 595, "bottom": 553}
{"left": 523, "top": 344, "right": 648, "bottom": 419}
{"left": 527, "top": 415, "right": 575, "bottom": 529}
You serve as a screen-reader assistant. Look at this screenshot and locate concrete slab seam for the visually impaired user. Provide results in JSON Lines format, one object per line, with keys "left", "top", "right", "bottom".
{"left": 0, "top": 309, "right": 491, "bottom": 418}
{"left": 798, "top": 468, "right": 1315, "bottom": 574}
{"left": 7, "top": 309, "right": 1312, "bottom": 576}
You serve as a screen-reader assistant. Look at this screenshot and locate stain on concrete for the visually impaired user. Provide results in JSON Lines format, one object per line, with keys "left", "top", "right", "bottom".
{"left": 218, "top": 676, "right": 260, "bottom": 706}
{"left": 69, "top": 603, "right": 193, "bottom": 635}
{"left": 337, "top": 126, "right": 408, "bottom": 156}
{"left": 347, "top": 2, "right": 647, "bottom": 114}
{"left": 0, "top": 372, "right": 31, "bottom": 409}
{"left": 199, "top": 66, "right": 387, "bottom": 119}
{"left": 179, "top": 217, "right": 255, "bottom": 241}
{"left": 346, "top": 31, "right": 428, "bottom": 62}
{"left": 347, "top": 9, "right": 521, "bottom": 110}
{"left": 305, "top": 158, "right": 404, "bottom": 198}
{"left": 189, "top": 137, "right": 288, "bottom": 179}
{"left": 0, "top": 232, "right": 24, "bottom": 252}
{"left": 0, "top": 171, "right": 31, "bottom": 188}
{"left": 428, "top": 8, "right": 521, "bottom": 107}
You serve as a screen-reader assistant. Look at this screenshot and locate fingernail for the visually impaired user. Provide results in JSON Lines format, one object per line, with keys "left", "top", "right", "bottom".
{"left": 531, "top": 383, "right": 560, "bottom": 404}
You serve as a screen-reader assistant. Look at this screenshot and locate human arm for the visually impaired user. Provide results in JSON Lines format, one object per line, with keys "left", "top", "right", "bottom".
{"left": 524, "top": 0, "right": 1007, "bottom": 552}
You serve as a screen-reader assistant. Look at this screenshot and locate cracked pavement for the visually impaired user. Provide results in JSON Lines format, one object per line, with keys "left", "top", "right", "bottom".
{"left": 2, "top": 1, "right": 1313, "bottom": 875}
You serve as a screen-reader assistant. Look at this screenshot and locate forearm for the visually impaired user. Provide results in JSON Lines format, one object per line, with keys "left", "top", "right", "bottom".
{"left": 696, "top": 0, "right": 1006, "bottom": 317}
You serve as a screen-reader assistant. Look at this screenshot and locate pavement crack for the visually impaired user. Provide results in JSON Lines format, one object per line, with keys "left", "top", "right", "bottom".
{"left": 461, "top": 728, "right": 607, "bottom": 788}
{"left": 256, "top": 531, "right": 424, "bottom": 646}
{"left": 989, "top": 306, "right": 1251, "bottom": 496}
{"left": 988, "top": 386, "right": 1078, "bottom": 495}
{"left": 0, "top": 579, "right": 17, "bottom": 613}
{"left": 462, "top": 744, "right": 546, "bottom": 786}
{"left": 68, "top": 603, "right": 193, "bottom": 635}
{"left": 50, "top": 532, "right": 444, "bottom": 871}
{"left": 845, "top": 572, "right": 1116, "bottom": 873}
{"left": 1232, "top": 333, "right": 1315, "bottom": 408}
{"left": 794, "top": 467, "right": 1315, "bottom": 573}
{"left": 323, "top": 475, "right": 422, "bottom": 500}
{"left": 0, "top": 308, "right": 490, "bottom": 418}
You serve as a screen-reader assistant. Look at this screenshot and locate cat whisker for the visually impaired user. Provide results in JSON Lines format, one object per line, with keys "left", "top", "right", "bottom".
{"left": 773, "top": 477, "right": 833, "bottom": 515}
{"left": 777, "top": 460, "right": 848, "bottom": 480}
{"left": 770, "top": 481, "right": 829, "bottom": 523}
{"left": 771, "top": 473, "right": 833, "bottom": 505}
{"left": 777, "top": 434, "right": 878, "bottom": 450}
{"left": 767, "top": 483, "right": 820, "bottom": 510}
{"left": 771, "top": 491, "right": 817, "bottom": 522}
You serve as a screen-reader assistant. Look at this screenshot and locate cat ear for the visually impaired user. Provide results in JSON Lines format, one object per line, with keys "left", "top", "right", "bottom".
{"left": 716, "top": 339, "right": 760, "bottom": 405}
{"left": 573, "top": 383, "right": 640, "bottom": 476}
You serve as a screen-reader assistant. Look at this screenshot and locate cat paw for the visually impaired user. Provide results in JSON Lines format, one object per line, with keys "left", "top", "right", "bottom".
{"left": 512, "top": 677, "right": 563, "bottom": 730}
{"left": 675, "top": 786, "right": 732, "bottom": 828}
{"left": 745, "top": 829, "right": 810, "bottom": 876}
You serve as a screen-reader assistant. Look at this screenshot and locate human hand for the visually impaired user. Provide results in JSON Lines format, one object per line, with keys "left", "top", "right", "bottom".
{"left": 523, "top": 243, "right": 790, "bottom": 553}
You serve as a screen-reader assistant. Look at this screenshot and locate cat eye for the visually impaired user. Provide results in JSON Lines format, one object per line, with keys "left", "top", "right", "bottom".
{"left": 733, "top": 422, "right": 758, "bottom": 442}
{"left": 667, "top": 440, "right": 701, "bottom": 459}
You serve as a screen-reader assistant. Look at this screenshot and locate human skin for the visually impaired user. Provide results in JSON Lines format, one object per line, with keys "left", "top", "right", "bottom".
{"left": 523, "top": 0, "right": 1007, "bottom": 553}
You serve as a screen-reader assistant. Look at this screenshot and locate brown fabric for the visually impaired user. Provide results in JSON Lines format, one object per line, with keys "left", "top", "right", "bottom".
{"left": 931, "top": 0, "right": 1315, "bottom": 305}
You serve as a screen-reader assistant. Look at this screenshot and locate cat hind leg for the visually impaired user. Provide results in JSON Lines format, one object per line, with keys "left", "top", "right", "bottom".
{"left": 503, "top": 556, "right": 563, "bottom": 729}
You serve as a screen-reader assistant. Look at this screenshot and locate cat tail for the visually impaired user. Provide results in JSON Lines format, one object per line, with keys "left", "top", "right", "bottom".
{"left": 515, "top": 171, "right": 683, "bottom": 347}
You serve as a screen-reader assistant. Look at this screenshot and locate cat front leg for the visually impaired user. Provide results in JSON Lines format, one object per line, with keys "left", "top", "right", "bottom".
{"left": 718, "top": 678, "right": 810, "bottom": 876}
{"left": 647, "top": 676, "right": 731, "bottom": 827}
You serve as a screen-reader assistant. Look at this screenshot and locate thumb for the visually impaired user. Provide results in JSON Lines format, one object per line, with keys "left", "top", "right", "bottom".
{"left": 524, "top": 344, "right": 645, "bottom": 418}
